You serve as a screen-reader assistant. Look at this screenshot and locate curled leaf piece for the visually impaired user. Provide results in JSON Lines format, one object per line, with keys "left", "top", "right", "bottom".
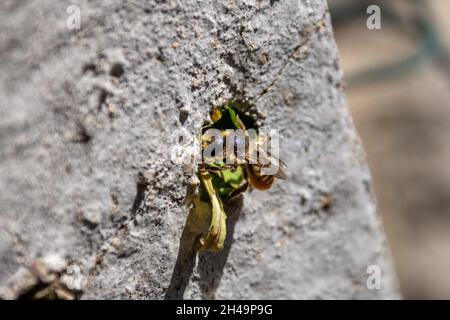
{"left": 196, "top": 171, "right": 227, "bottom": 251}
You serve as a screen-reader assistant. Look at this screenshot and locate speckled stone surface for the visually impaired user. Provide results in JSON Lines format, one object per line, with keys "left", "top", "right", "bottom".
{"left": 0, "top": 0, "right": 398, "bottom": 299}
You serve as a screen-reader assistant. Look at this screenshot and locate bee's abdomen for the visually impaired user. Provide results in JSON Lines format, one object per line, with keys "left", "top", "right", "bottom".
{"left": 246, "top": 164, "right": 275, "bottom": 190}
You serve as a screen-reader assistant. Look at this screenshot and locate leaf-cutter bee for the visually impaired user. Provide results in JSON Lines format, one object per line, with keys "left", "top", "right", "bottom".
{"left": 202, "top": 105, "right": 287, "bottom": 189}
{"left": 187, "top": 102, "right": 287, "bottom": 251}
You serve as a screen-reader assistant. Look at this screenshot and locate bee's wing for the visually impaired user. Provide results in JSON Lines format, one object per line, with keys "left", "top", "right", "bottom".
{"left": 247, "top": 146, "right": 288, "bottom": 180}
{"left": 265, "top": 153, "right": 288, "bottom": 180}
{"left": 274, "top": 159, "right": 288, "bottom": 180}
{"left": 244, "top": 150, "right": 259, "bottom": 164}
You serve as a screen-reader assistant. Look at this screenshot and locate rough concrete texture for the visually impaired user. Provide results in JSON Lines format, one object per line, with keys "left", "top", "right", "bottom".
{"left": 0, "top": 0, "right": 398, "bottom": 299}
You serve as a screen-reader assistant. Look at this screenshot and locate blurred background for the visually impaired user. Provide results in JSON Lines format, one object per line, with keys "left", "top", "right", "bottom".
{"left": 329, "top": 0, "right": 450, "bottom": 299}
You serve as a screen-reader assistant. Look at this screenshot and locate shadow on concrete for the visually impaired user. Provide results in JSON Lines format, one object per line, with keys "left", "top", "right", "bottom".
{"left": 165, "top": 196, "right": 243, "bottom": 299}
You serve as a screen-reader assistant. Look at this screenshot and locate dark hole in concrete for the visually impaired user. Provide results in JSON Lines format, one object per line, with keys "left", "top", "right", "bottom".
{"left": 109, "top": 62, "right": 124, "bottom": 78}
{"left": 179, "top": 109, "right": 189, "bottom": 124}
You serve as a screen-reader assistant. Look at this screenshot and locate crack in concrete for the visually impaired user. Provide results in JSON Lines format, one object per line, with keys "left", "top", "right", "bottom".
{"left": 253, "top": 14, "right": 329, "bottom": 103}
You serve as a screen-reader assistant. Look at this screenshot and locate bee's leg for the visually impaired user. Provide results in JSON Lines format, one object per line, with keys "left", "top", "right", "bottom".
{"left": 228, "top": 181, "right": 248, "bottom": 200}
{"left": 204, "top": 166, "right": 227, "bottom": 182}
{"left": 205, "top": 166, "right": 222, "bottom": 172}
{"left": 229, "top": 163, "right": 239, "bottom": 172}
{"left": 243, "top": 163, "right": 249, "bottom": 180}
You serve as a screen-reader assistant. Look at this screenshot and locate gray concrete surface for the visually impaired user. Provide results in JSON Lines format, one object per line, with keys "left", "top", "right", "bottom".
{"left": 0, "top": 0, "right": 398, "bottom": 299}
